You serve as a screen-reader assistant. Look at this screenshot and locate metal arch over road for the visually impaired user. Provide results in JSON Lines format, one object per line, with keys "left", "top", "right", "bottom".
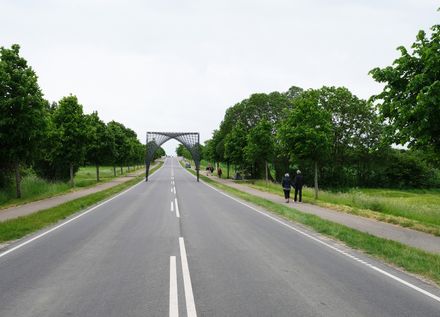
{"left": 145, "top": 131, "right": 200, "bottom": 182}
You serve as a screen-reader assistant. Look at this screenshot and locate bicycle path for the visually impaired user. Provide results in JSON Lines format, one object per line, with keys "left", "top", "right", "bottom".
{"left": 202, "top": 173, "right": 440, "bottom": 254}
{"left": 0, "top": 165, "right": 155, "bottom": 222}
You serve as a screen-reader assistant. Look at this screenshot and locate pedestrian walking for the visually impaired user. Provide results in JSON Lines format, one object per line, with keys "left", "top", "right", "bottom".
{"left": 217, "top": 167, "right": 223, "bottom": 178}
{"left": 206, "top": 164, "right": 213, "bottom": 176}
{"left": 281, "top": 173, "right": 293, "bottom": 203}
{"left": 293, "top": 170, "right": 304, "bottom": 202}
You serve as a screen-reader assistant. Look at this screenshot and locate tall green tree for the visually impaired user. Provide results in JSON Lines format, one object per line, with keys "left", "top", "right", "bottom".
{"left": 224, "top": 122, "right": 247, "bottom": 171}
{"left": 278, "top": 89, "right": 333, "bottom": 198}
{"left": 85, "top": 112, "right": 113, "bottom": 182}
{"left": 0, "top": 44, "right": 48, "bottom": 197}
{"left": 370, "top": 22, "right": 440, "bottom": 155}
{"left": 107, "top": 121, "right": 130, "bottom": 175}
{"left": 284, "top": 85, "right": 304, "bottom": 100}
{"left": 317, "top": 86, "right": 383, "bottom": 186}
{"left": 176, "top": 144, "right": 192, "bottom": 160}
{"left": 244, "top": 119, "right": 274, "bottom": 180}
{"left": 52, "top": 95, "right": 88, "bottom": 186}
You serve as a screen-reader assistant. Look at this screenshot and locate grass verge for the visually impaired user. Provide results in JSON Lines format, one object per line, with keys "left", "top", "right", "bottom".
{"left": 185, "top": 165, "right": 440, "bottom": 285}
{"left": 0, "top": 162, "right": 162, "bottom": 243}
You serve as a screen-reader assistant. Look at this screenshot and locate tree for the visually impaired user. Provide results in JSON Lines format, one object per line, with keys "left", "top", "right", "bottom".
{"left": 278, "top": 89, "right": 333, "bottom": 198}
{"left": 370, "top": 22, "right": 440, "bottom": 155}
{"left": 284, "top": 85, "right": 304, "bottom": 100}
{"left": 0, "top": 44, "right": 48, "bottom": 197}
{"left": 244, "top": 119, "right": 274, "bottom": 180}
{"left": 122, "top": 127, "right": 139, "bottom": 171}
{"left": 224, "top": 122, "right": 247, "bottom": 171}
{"left": 52, "top": 95, "right": 88, "bottom": 186}
{"left": 154, "top": 146, "right": 165, "bottom": 160}
{"left": 85, "top": 112, "right": 113, "bottom": 182}
{"left": 107, "top": 121, "right": 129, "bottom": 175}
{"left": 317, "top": 86, "right": 383, "bottom": 187}
{"left": 176, "top": 144, "right": 191, "bottom": 160}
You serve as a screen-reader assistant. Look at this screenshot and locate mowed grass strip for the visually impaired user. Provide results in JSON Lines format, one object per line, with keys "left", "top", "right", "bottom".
{"left": 0, "top": 162, "right": 162, "bottom": 243}
{"left": 184, "top": 166, "right": 440, "bottom": 285}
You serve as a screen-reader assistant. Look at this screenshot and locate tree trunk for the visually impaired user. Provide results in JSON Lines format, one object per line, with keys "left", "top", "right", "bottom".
{"left": 265, "top": 161, "right": 268, "bottom": 186}
{"left": 227, "top": 161, "right": 230, "bottom": 179}
{"left": 120, "top": 166, "right": 123, "bottom": 175}
{"left": 314, "top": 160, "right": 318, "bottom": 199}
{"left": 96, "top": 165, "right": 100, "bottom": 182}
{"left": 15, "top": 161, "right": 21, "bottom": 198}
{"left": 70, "top": 163, "right": 74, "bottom": 187}
{"left": 113, "top": 166, "right": 116, "bottom": 177}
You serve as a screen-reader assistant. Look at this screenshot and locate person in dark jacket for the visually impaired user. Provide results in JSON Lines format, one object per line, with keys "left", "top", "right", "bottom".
{"left": 281, "top": 173, "right": 293, "bottom": 203}
{"left": 293, "top": 170, "right": 304, "bottom": 202}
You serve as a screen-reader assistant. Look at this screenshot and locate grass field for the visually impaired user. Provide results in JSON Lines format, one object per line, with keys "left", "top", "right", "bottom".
{"left": 183, "top": 165, "right": 440, "bottom": 286}
{"left": 0, "top": 165, "right": 144, "bottom": 209}
{"left": 0, "top": 162, "right": 162, "bottom": 243}
{"left": 242, "top": 180, "right": 440, "bottom": 236}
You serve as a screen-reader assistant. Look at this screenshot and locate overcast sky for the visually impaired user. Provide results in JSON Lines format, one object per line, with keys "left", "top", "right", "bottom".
{"left": 1, "top": 0, "right": 438, "bottom": 154}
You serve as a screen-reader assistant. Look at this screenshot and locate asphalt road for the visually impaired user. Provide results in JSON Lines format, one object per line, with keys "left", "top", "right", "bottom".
{"left": 0, "top": 157, "right": 439, "bottom": 316}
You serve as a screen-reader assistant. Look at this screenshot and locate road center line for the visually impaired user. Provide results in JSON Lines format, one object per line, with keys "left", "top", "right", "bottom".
{"left": 181, "top": 164, "right": 440, "bottom": 304}
{"left": 174, "top": 198, "right": 180, "bottom": 218}
{"left": 179, "top": 237, "right": 197, "bottom": 317}
{"left": 170, "top": 256, "right": 178, "bottom": 317}
{"left": 171, "top": 201, "right": 174, "bottom": 212}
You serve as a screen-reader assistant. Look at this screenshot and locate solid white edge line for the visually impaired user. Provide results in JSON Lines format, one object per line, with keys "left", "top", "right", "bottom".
{"left": 170, "top": 256, "right": 179, "bottom": 317}
{"left": 0, "top": 163, "right": 165, "bottom": 260}
{"left": 181, "top": 164, "right": 440, "bottom": 304}
{"left": 175, "top": 198, "right": 180, "bottom": 218}
{"left": 179, "top": 237, "right": 197, "bottom": 317}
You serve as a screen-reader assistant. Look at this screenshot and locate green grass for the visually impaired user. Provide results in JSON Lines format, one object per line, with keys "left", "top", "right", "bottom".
{"left": 241, "top": 180, "right": 440, "bottom": 236}
{"left": 0, "top": 176, "right": 71, "bottom": 208}
{"left": 74, "top": 165, "right": 143, "bottom": 187}
{"left": 185, "top": 166, "right": 440, "bottom": 285}
{"left": 0, "top": 165, "right": 145, "bottom": 209}
{"left": 0, "top": 162, "right": 162, "bottom": 243}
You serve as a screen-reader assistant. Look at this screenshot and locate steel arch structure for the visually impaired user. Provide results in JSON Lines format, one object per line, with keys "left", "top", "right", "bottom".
{"left": 145, "top": 132, "right": 200, "bottom": 181}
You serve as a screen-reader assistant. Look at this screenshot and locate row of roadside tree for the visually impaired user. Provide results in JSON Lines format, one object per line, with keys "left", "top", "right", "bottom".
{"left": 202, "top": 20, "right": 440, "bottom": 196}
{"left": 0, "top": 44, "right": 158, "bottom": 198}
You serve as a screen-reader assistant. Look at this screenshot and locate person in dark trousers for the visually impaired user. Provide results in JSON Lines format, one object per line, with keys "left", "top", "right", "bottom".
{"left": 293, "top": 170, "right": 304, "bottom": 202}
{"left": 217, "top": 167, "right": 223, "bottom": 178}
{"left": 281, "top": 173, "right": 293, "bottom": 203}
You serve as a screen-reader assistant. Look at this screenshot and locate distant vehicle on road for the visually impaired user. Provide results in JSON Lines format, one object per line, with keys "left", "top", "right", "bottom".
{"left": 185, "top": 162, "right": 191, "bottom": 168}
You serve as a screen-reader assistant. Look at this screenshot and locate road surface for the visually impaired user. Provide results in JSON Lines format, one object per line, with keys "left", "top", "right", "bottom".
{"left": 0, "top": 157, "right": 439, "bottom": 316}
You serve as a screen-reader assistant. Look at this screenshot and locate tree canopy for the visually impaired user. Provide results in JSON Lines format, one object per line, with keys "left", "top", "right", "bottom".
{"left": 0, "top": 44, "right": 48, "bottom": 197}
{"left": 370, "top": 24, "right": 440, "bottom": 154}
